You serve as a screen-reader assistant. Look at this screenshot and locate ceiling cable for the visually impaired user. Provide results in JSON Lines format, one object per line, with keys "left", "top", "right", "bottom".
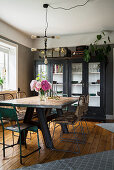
{"left": 45, "top": 7, "right": 48, "bottom": 33}
{"left": 49, "top": 0, "right": 90, "bottom": 10}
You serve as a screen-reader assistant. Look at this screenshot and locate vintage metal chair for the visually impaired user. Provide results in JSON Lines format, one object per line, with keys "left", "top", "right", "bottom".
{"left": 16, "top": 91, "right": 27, "bottom": 121}
{"left": 0, "top": 103, "right": 41, "bottom": 164}
{"left": 52, "top": 96, "right": 86, "bottom": 153}
{"left": 2, "top": 92, "right": 26, "bottom": 121}
{"left": 59, "top": 95, "right": 89, "bottom": 134}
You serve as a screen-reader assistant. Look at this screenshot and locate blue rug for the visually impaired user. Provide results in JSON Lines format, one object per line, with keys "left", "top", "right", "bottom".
{"left": 96, "top": 123, "right": 114, "bottom": 133}
{"left": 17, "top": 150, "right": 114, "bottom": 170}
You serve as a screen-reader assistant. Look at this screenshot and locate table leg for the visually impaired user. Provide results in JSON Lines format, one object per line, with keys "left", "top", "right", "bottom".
{"left": 56, "top": 109, "right": 69, "bottom": 133}
{"left": 36, "top": 108, "right": 54, "bottom": 149}
{"left": 24, "top": 107, "right": 34, "bottom": 123}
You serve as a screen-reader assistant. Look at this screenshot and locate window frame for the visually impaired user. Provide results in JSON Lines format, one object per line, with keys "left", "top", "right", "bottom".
{"left": 0, "top": 38, "right": 18, "bottom": 91}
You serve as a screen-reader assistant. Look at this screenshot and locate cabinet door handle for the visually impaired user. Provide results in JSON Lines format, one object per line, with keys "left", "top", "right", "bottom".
{"left": 82, "top": 83, "right": 84, "bottom": 88}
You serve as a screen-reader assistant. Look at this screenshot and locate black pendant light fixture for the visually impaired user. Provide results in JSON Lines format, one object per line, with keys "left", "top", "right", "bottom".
{"left": 31, "top": 4, "right": 57, "bottom": 64}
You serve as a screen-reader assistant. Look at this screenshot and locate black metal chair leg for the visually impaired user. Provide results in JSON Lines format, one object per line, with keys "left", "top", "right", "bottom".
{"left": 24, "top": 130, "right": 27, "bottom": 149}
{"left": 19, "top": 133, "right": 22, "bottom": 164}
{"left": 37, "top": 130, "right": 40, "bottom": 154}
{"left": 3, "top": 128, "right": 5, "bottom": 158}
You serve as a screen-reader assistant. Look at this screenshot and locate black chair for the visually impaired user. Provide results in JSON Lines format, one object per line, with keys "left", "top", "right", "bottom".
{"left": 0, "top": 103, "right": 41, "bottom": 164}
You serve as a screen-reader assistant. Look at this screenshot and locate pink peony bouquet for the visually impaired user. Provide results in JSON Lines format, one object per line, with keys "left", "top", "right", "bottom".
{"left": 30, "top": 80, "right": 52, "bottom": 94}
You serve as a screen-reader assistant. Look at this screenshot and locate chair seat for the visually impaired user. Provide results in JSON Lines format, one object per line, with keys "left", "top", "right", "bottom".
{"left": 61, "top": 111, "right": 74, "bottom": 117}
{"left": 5, "top": 123, "right": 38, "bottom": 133}
{"left": 54, "top": 115, "right": 78, "bottom": 124}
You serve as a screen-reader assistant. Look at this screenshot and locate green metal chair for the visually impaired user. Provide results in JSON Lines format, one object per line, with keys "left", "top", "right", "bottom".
{"left": 0, "top": 103, "right": 41, "bottom": 164}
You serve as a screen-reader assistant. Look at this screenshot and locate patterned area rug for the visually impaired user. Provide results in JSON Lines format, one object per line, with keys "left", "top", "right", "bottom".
{"left": 96, "top": 123, "right": 114, "bottom": 133}
{"left": 17, "top": 150, "right": 114, "bottom": 170}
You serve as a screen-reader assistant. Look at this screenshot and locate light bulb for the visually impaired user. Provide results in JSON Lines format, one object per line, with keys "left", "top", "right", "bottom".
{"left": 31, "top": 35, "right": 37, "bottom": 39}
{"left": 31, "top": 48, "right": 37, "bottom": 51}
{"left": 44, "top": 58, "right": 48, "bottom": 64}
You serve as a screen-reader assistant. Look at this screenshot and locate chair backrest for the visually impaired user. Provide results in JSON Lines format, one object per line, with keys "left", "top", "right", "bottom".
{"left": 4, "top": 93, "right": 14, "bottom": 100}
{"left": 0, "top": 94, "right": 5, "bottom": 101}
{"left": 17, "top": 91, "right": 26, "bottom": 99}
{"left": 16, "top": 91, "right": 27, "bottom": 113}
{"left": 82, "top": 95, "right": 89, "bottom": 114}
{"left": 75, "top": 96, "right": 85, "bottom": 118}
{"left": 0, "top": 103, "right": 20, "bottom": 130}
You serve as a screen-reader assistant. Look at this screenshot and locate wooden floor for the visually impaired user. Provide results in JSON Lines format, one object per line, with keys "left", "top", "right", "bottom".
{"left": 0, "top": 121, "right": 114, "bottom": 170}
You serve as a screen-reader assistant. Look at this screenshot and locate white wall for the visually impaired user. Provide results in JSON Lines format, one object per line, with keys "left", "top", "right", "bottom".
{"left": 113, "top": 48, "right": 114, "bottom": 117}
{"left": 0, "top": 20, "right": 32, "bottom": 48}
{"left": 33, "top": 32, "right": 114, "bottom": 49}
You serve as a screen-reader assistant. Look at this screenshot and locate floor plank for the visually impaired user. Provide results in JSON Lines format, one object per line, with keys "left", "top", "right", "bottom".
{"left": 0, "top": 121, "right": 113, "bottom": 170}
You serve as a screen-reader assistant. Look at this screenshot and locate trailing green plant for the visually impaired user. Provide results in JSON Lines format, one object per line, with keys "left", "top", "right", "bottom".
{"left": 0, "top": 77, "right": 3, "bottom": 86}
{"left": 84, "top": 32, "right": 111, "bottom": 62}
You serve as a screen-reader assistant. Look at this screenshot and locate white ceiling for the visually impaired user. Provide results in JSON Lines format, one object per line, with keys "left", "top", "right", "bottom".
{"left": 0, "top": 0, "right": 114, "bottom": 36}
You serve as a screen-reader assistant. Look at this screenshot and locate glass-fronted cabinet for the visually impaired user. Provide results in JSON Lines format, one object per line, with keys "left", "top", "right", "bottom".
{"left": 69, "top": 59, "right": 105, "bottom": 119}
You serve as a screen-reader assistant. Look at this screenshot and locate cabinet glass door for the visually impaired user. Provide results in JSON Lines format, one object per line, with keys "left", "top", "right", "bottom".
{"left": 71, "top": 63, "right": 83, "bottom": 106}
{"left": 36, "top": 64, "right": 48, "bottom": 80}
{"left": 53, "top": 64, "right": 63, "bottom": 96}
{"left": 71, "top": 63, "right": 83, "bottom": 96}
{"left": 89, "top": 62, "right": 100, "bottom": 107}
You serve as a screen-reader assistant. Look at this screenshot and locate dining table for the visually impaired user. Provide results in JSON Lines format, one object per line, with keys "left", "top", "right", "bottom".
{"left": 0, "top": 96, "right": 78, "bottom": 149}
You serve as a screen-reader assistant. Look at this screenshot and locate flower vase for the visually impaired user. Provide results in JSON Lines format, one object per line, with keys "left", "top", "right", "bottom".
{"left": 39, "top": 91, "right": 46, "bottom": 101}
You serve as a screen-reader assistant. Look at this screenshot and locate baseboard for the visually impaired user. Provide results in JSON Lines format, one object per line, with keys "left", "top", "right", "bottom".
{"left": 106, "top": 115, "right": 114, "bottom": 120}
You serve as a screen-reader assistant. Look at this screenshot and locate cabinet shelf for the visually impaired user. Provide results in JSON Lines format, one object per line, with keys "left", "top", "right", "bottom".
{"left": 53, "top": 73, "right": 63, "bottom": 75}
{"left": 89, "top": 84, "right": 100, "bottom": 86}
{"left": 72, "top": 84, "right": 82, "bottom": 86}
{"left": 89, "top": 95, "right": 100, "bottom": 98}
{"left": 89, "top": 72, "right": 100, "bottom": 74}
{"left": 72, "top": 72, "right": 82, "bottom": 74}
{"left": 56, "top": 83, "right": 63, "bottom": 85}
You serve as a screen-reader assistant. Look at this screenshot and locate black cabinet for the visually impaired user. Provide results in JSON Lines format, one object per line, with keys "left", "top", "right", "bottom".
{"left": 68, "top": 58, "right": 106, "bottom": 120}
{"left": 34, "top": 57, "right": 106, "bottom": 120}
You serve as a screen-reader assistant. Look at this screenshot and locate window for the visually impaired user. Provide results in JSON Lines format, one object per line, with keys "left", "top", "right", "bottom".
{"left": 0, "top": 47, "right": 9, "bottom": 90}
{"left": 0, "top": 39, "right": 18, "bottom": 91}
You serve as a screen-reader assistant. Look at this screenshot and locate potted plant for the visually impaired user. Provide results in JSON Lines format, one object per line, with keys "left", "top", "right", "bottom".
{"left": 0, "top": 77, "right": 4, "bottom": 91}
{"left": 83, "top": 32, "right": 111, "bottom": 63}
